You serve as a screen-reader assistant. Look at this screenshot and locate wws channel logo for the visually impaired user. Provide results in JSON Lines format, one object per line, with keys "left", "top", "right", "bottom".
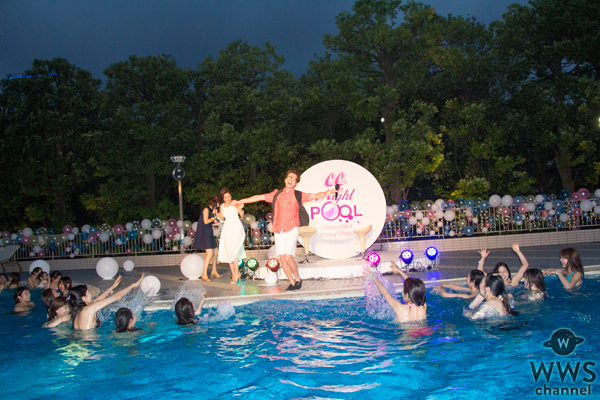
{"left": 530, "top": 329, "right": 596, "bottom": 396}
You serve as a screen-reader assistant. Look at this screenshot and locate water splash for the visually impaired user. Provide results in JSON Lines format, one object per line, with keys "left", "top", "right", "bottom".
{"left": 362, "top": 263, "right": 398, "bottom": 321}
{"left": 167, "top": 283, "right": 206, "bottom": 311}
{"left": 199, "top": 300, "right": 235, "bottom": 322}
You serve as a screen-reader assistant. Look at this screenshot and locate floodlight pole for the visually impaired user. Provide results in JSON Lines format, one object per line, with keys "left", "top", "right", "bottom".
{"left": 171, "top": 156, "right": 186, "bottom": 255}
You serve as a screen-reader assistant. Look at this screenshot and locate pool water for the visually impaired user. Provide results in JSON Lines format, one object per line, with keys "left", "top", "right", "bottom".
{"left": 1, "top": 277, "right": 598, "bottom": 399}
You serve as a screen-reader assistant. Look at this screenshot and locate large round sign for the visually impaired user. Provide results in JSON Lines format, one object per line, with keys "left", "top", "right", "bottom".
{"left": 296, "top": 160, "right": 386, "bottom": 260}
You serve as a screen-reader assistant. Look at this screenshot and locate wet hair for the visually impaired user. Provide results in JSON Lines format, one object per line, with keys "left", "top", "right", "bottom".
{"left": 207, "top": 195, "right": 220, "bottom": 209}
{"left": 48, "top": 296, "right": 68, "bottom": 321}
{"left": 286, "top": 169, "right": 301, "bottom": 183}
{"left": 560, "top": 248, "right": 584, "bottom": 278}
{"left": 403, "top": 277, "right": 426, "bottom": 307}
{"left": 14, "top": 287, "right": 29, "bottom": 304}
{"left": 468, "top": 269, "right": 485, "bottom": 288}
{"left": 175, "top": 298, "right": 196, "bottom": 325}
{"left": 485, "top": 274, "right": 519, "bottom": 315}
{"left": 524, "top": 269, "right": 547, "bottom": 299}
{"left": 50, "top": 270, "right": 62, "bottom": 282}
{"left": 67, "top": 285, "right": 89, "bottom": 325}
{"left": 492, "top": 262, "right": 511, "bottom": 280}
{"left": 8, "top": 272, "right": 20, "bottom": 287}
{"left": 115, "top": 308, "right": 136, "bottom": 332}
{"left": 41, "top": 288, "right": 57, "bottom": 310}
{"left": 60, "top": 276, "right": 72, "bottom": 291}
{"left": 31, "top": 267, "right": 42, "bottom": 276}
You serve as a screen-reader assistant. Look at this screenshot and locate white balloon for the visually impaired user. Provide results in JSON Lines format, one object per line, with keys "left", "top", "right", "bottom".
{"left": 444, "top": 210, "right": 456, "bottom": 221}
{"left": 99, "top": 232, "right": 110, "bottom": 242}
{"left": 435, "top": 210, "right": 444, "bottom": 219}
{"left": 177, "top": 220, "right": 184, "bottom": 228}
{"left": 535, "top": 194, "right": 545, "bottom": 204}
{"left": 22, "top": 227, "right": 33, "bottom": 237}
{"left": 69, "top": 253, "right": 75, "bottom": 258}
{"left": 165, "top": 238, "right": 171, "bottom": 243}
{"left": 96, "top": 257, "right": 119, "bottom": 279}
{"left": 544, "top": 202, "right": 554, "bottom": 210}
{"left": 391, "top": 204, "right": 399, "bottom": 212}
{"left": 594, "top": 206, "right": 600, "bottom": 214}
{"left": 267, "top": 222, "right": 274, "bottom": 232}
{"left": 501, "top": 195, "right": 513, "bottom": 207}
{"left": 549, "top": 209, "right": 556, "bottom": 215}
{"left": 429, "top": 230, "right": 436, "bottom": 236}
{"left": 151, "top": 229, "right": 162, "bottom": 240}
{"left": 449, "top": 230, "right": 455, "bottom": 237}
{"left": 72, "top": 227, "right": 79, "bottom": 234}
{"left": 437, "top": 221, "right": 444, "bottom": 227}
{"left": 123, "top": 260, "right": 135, "bottom": 271}
{"left": 67, "top": 233, "right": 75, "bottom": 240}
{"left": 115, "top": 239, "right": 123, "bottom": 246}
{"left": 489, "top": 195, "right": 502, "bottom": 208}
{"left": 594, "top": 189, "right": 600, "bottom": 198}
{"left": 526, "top": 203, "right": 536, "bottom": 212}
{"left": 192, "top": 222, "right": 198, "bottom": 232}
{"left": 142, "top": 234, "right": 153, "bottom": 244}
{"left": 422, "top": 217, "right": 430, "bottom": 225}
{"left": 559, "top": 214, "right": 570, "bottom": 223}
{"left": 33, "top": 245, "right": 42, "bottom": 253}
{"left": 174, "top": 233, "right": 182, "bottom": 241}
{"left": 386, "top": 206, "right": 394, "bottom": 215}
{"left": 65, "top": 247, "right": 71, "bottom": 253}
{"left": 415, "top": 212, "right": 424, "bottom": 220}
{"left": 82, "top": 224, "right": 91, "bottom": 233}
{"left": 482, "top": 227, "right": 488, "bottom": 233}
{"left": 37, "top": 235, "right": 45, "bottom": 244}
{"left": 265, "top": 271, "right": 278, "bottom": 285}
{"left": 416, "top": 228, "right": 423, "bottom": 234}
{"left": 472, "top": 217, "right": 479, "bottom": 224}
{"left": 408, "top": 216, "right": 417, "bottom": 225}
{"left": 125, "top": 222, "right": 134, "bottom": 231}
{"left": 529, "top": 215, "right": 535, "bottom": 221}
{"left": 431, "top": 204, "right": 440, "bottom": 211}
{"left": 180, "top": 254, "right": 204, "bottom": 279}
{"left": 516, "top": 221, "right": 523, "bottom": 226}
{"left": 182, "top": 236, "right": 193, "bottom": 247}
{"left": 250, "top": 221, "right": 259, "bottom": 230}
{"left": 580, "top": 200, "right": 593, "bottom": 212}
{"left": 140, "top": 275, "right": 161, "bottom": 296}
{"left": 29, "top": 259, "right": 50, "bottom": 274}
{"left": 141, "top": 219, "right": 152, "bottom": 230}
{"left": 172, "top": 246, "right": 178, "bottom": 251}
{"left": 435, "top": 199, "right": 444, "bottom": 206}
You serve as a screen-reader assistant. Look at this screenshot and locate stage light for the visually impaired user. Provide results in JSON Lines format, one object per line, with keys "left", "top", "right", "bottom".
{"left": 425, "top": 247, "right": 438, "bottom": 261}
{"left": 246, "top": 258, "right": 259, "bottom": 271}
{"left": 400, "top": 250, "right": 413, "bottom": 265}
{"left": 366, "top": 252, "right": 380, "bottom": 266}
{"left": 238, "top": 259, "right": 245, "bottom": 268}
{"left": 266, "top": 258, "right": 280, "bottom": 272}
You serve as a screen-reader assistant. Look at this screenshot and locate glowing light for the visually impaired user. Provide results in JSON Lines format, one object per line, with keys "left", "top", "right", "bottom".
{"left": 367, "top": 252, "right": 380, "bottom": 266}
{"left": 266, "top": 258, "right": 280, "bottom": 272}
{"left": 425, "top": 247, "right": 438, "bottom": 260}
{"left": 238, "top": 259, "right": 245, "bottom": 268}
{"left": 246, "top": 258, "right": 259, "bottom": 271}
{"left": 400, "top": 250, "right": 414, "bottom": 265}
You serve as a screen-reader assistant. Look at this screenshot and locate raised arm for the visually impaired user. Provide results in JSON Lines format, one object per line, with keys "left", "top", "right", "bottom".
{"left": 477, "top": 248, "right": 489, "bottom": 271}
{"left": 510, "top": 243, "right": 530, "bottom": 286}
{"left": 389, "top": 261, "right": 409, "bottom": 281}
{"left": 307, "top": 189, "right": 337, "bottom": 202}
{"left": 236, "top": 194, "right": 266, "bottom": 205}
{"left": 87, "top": 274, "right": 144, "bottom": 313}
{"left": 194, "top": 293, "right": 206, "bottom": 316}
{"left": 94, "top": 276, "right": 123, "bottom": 303}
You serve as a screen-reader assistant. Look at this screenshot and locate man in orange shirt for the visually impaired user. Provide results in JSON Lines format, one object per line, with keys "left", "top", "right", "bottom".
{"left": 236, "top": 170, "right": 335, "bottom": 291}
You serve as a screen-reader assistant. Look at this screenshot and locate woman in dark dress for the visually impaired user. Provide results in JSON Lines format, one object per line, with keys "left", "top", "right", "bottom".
{"left": 194, "top": 195, "right": 222, "bottom": 281}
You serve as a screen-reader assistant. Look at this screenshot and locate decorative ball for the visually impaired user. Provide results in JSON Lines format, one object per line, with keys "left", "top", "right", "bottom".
{"left": 182, "top": 236, "right": 193, "bottom": 247}
{"left": 141, "top": 219, "right": 152, "bottom": 230}
{"left": 264, "top": 271, "right": 278, "bottom": 285}
{"left": 140, "top": 275, "right": 161, "bottom": 296}
{"left": 29, "top": 259, "right": 50, "bottom": 275}
{"left": 123, "top": 260, "right": 135, "bottom": 271}
{"left": 142, "top": 234, "right": 153, "bottom": 245}
{"left": 180, "top": 254, "right": 204, "bottom": 280}
{"left": 96, "top": 257, "right": 119, "bottom": 279}
{"left": 489, "top": 195, "right": 502, "bottom": 208}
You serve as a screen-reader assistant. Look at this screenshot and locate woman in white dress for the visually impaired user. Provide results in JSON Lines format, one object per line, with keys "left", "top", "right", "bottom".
{"left": 217, "top": 189, "right": 247, "bottom": 284}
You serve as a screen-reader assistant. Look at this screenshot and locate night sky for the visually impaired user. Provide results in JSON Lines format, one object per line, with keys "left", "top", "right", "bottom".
{"left": 1, "top": 0, "right": 529, "bottom": 80}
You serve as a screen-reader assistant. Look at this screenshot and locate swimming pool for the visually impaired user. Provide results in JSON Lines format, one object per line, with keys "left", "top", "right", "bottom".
{"left": 1, "top": 277, "right": 598, "bottom": 399}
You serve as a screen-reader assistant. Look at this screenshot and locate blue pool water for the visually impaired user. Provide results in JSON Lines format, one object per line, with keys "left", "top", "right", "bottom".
{"left": 1, "top": 277, "right": 598, "bottom": 399}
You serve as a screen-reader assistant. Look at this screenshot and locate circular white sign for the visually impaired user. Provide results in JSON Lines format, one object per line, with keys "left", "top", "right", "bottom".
{"left": 296, "top": 160, "right": 386, "bottom": 260}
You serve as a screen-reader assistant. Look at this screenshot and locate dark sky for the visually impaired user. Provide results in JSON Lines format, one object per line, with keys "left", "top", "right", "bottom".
{"left": 0, "top": 0, "right": 529, "bottom": 80}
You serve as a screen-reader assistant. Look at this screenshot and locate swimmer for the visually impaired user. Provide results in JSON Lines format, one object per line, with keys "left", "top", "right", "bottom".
{"left": 7, "top": 272, "right": 21, "bottom": 289}
{"left": 523, "top": 269, "right": 547, "bottom": 300}
{"left": 465, "top": 274, "right": 519, "bottom": 319}
{"left": 43, "top": 296, "right": 70, "bottom": 328}
{"left": 13, "top": 287, "right": 35, "bottom": 313}
{"left": 27, "top": 267, "right": 42, "bottom": 289}
{"left": 175, "top": 293, "right": 206, "bottom": 325}
{"left": 0, "top": 274, "right": 8, "bottom": 293}
{"left": 543, "top": 248, "right": 583, "bottom": 289}
{"left": 37, "top": 271, "right": 50, "bottom": 289}
{"left": 67, "top": 274, "right": 144, "bottom": 330}
{"left": 114, "top": 308, "right": 141, "bottom": 332}
{"left": 478, "top": 243, "right": 529, "bottom": 287}
{"left": 41, "top": 287, "right": 60, "bottom": 314}
{"left": 49, "top": 271, "right": 62, "bottom": 291}
{"left": 59, "top": 276, "right": 72, "bottom": 296}
{"left": 436, "top": 269, "right": 486, "bottom": 299}
{"left": 366, "top": 266, "right": 427, "bottom": 323}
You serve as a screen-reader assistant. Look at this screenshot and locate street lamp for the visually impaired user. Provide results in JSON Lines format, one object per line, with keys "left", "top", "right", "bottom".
{"left": 171, "top": 156, "right": 186, "bottom": 254}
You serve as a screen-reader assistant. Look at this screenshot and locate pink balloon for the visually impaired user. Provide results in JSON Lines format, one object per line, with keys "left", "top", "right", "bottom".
{"left": 63, "top": 225, "right": 72, "bottom": 234}
{"left": 542, "top": 210, "right": 549, "bottom": 216}
{"left": 467, "top": 216, "right": 473, "bottom": 222}
{"left": 167, "top": 232, "right": 174, "bottom": 240}
{"left": 578, "top": 188, "right": 590, "bottom": 200}
{"left": 126, "top": 248, "right": 132, "bottom": 253}
{"left": 22, "top": 236, "right": 31, "bottom": 245}
{"left": 403, "top": 210, "right": 412, "bottom": 218}
{"left": 446, "top": 199, "right": 456, "bottom": 209}
{"left": 518, "top": 205, "right": 528, "bottom": 214}
{"left": 252, "top": 229, "right": 261, "bottom": 237}
{"left": 571, "top": 192, "right": 581, "bottom": 201}
{"left": 266, "top": 212, "right": 273, "bottom": 221}
{"left": 87, "top": 235, "right": 96, "bottom": 243}
{"left": 113, "top": 224, "right": 124, "bottom": 235}
{"left": 573, "top": 208, "right": 582, "bottom": 217}
{"left": 426, "top": 210, "right": 435, "bottom": 219}
{"left": 485, "top": 222, "right": 492, "bottom": 228}
{"left": 168, "top": 218, "right": 177, "bottom": 227}
{"left": 501, "top": 207, "right": 511, "bottom": 216}
{"left": 188, "top": 230, "right": 195, "bottom": 238}
{"left": 37, "top": 251, "right": 45, "bottom": 258}
{"left": 1, "top": 231, "right": 9, "bottom": 237}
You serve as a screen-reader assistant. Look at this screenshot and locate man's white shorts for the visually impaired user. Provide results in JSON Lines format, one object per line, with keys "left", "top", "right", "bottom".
{"left": 275, "top": 227, "right": 299, "bottom": 256}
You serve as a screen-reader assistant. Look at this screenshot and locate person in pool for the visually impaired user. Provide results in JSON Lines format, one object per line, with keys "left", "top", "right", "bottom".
{"left": 114, "top": 308, "right": 141, "bottom": 333}
{"left": 523, "top": 269, "right": 547, "bottom": 300}
{"left": 43, "top": 296, "right": 71, "bottom": 328}
{"left": 41, "top": 287, "right": 60, "bottom": 315}
{"left": 0, "top": 273, "right": 8, "bottom": 293}
{"left": 7, "top": 272, "right": 21, "bottom": 289}
{"left": 366, "top": 266, "right": 427, "bottom": 323}
{"left": 49, "top": 271, "right": 62, "bottom": 291}
{"left": 27, "top": 267, "right": 43, "bottom": 289}
{"left": 175, "top": 293, "right": 206, "bottom": 325}
{"left": 59, "top": 276, "right": 72, "bottom": 296}
{"left": 436, "top": 269, "right": 486, "bottom": 299}
{"left": 465, "top": 274, "right": 519, "bottom": 319}
{"left": 478, "top": 243, "right": 530, "bottom": 287}
{"left": 67, "top": 275, "right": 144, "bottom": 330}
{"left": 13, "top": 287, "right": 35, "bottom": 313}
{"left": 543, "top": 247, "right": 583, "bottom": 289}
{"left": 36, "top": 271, "right": 50, "bottom": 289}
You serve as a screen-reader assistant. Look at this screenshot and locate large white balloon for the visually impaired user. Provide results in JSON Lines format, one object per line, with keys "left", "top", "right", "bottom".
{"left": 123, "top": 260, "right": 135, "bottom": 271}
{"left": 415, "top": 212, "right": 424, "bottom": 220}
{"left": 141, "top": 219, "right": 152, "bottom": 230}
{"left": 444, "top": 210, "right": 456, "bottom": 221}
{"left": 435, "top": 210, "right": 444, "bottom": 219}
{"left": 72, "top": 227, "right": 80, "bottom": 234}
{"left": 192, "top": 222, "right": 198, "bottom": 232}
{"left": 125, "top": 222, "right": 134, "bottom": 231}
{"left": 579, "top": 200, "right": 593, "bottom": 212}
{"left": 559, "top": 214, "right": 570, "bottom": 223}
{"left": 526, "top": 203, "right": 536, "bottom": 212}
{"left": 535, "top": 194, "right": 545, "bottom": 204}
{"left": 422, "top": 217, "right": 430, "bottom": 225}
{"left": 22, "top": 227, "right": 33, "bottom": 237}
{"left": 489, "top": 195, "right": 502, "bottom": 208}
{"left": 182, "top": 236, "right": 193, "bottom": 247}
{"left": 250, "top": 221, "right": 259, "bottom": 230}
{"left": 594, "top": 206, "right": 600, "bottom": 214}
{"left": 501, "top": 195, "right": 513, "bottom": 207}
{"left": 267, "top": 222, "right": 274, "bottom": 232}
{"left": 81, "top": 224, "right": 91, "bottom": 233}
{"left": 29, "top": 259, "right": 50, "bottom": 274}
{"left": 140, "top": 275, "right": 161, "bottom": 296}
{"left": 96, "top": 257, "right": 119, "bottom": 279}
{"left": 142, "top": 234, "right": 153, "bottom": 244}
{"left": 408, "top": 216, "right": 418, "bottom": 225}
{"left": 180, "top": 254, "right": 204, "bottom": 280}
{"left": 99, "top": 232, "right": 110, "bottom": 242}
{"left": 265, "top": 271, "right": 278, "bottom": 285}
{"left": 595, "top": 189, "right": 600, "bottom": 199}
{"left": 151, "top": 229, "right": 162, "bottom": 240}
{"left": 544, "top": 202, "right": 554, "bottom": 211}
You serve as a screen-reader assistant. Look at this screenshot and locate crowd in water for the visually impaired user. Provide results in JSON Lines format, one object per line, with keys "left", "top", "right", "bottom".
{"left": 1, "top": 245, "right": 585, "bottom": 330}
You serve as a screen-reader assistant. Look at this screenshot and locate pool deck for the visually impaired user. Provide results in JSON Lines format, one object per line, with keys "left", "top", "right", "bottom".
{"left": 31, "top": 241, "right": 600, "bottom": 309}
